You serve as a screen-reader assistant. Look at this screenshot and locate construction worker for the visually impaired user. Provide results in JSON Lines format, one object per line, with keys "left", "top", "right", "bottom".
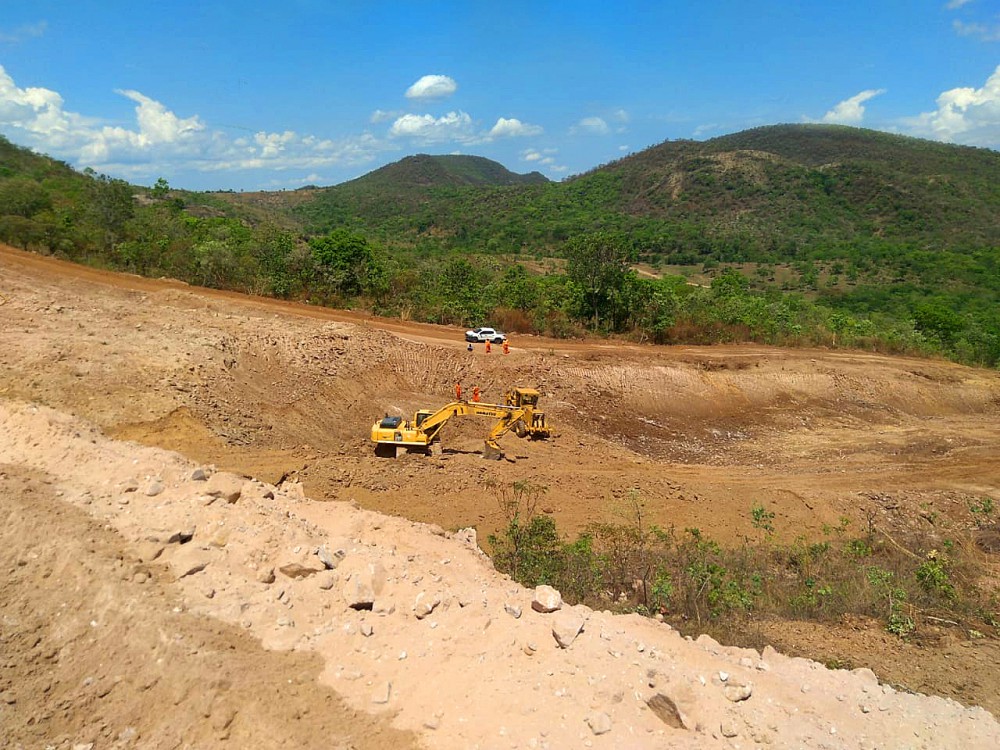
{"left": 455, "top": 382, "right": 463, "bottom": 401}
{"left": 467, "top": 342, "right": 473, "bottom": 352}
{"left": 502, "top": 340, "right": 510, "bottom": 355}
{"left": 485, "top": 340, "right": 492, "bottom": 354}
{"left": 472, "top": 386, "right": 480, "bottom": 402}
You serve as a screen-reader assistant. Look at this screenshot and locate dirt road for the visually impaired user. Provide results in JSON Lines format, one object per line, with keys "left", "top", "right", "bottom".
{"left": 2, "top": 243, "right": 1000, "bottom": 746}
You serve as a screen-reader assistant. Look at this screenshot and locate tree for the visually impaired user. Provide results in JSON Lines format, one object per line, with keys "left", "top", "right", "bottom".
{"left": 150, "top": 177, "right": 170, "bottom": 199}
{"left": 86, "top": 172, "right": 135, "bottom": 251}
{"left": 309, "top": 229, "right": 386, "bottom": 299}
{"left": 438, "top": 257, "right": 487, "bottom": 324}
{"left": 0, "top": 177, "right": 52, "bottom": 218}
{"left": 565, "top": 232, "right": 632, "bottom": 329}
{"left": 913, "top": 300, "right": 965, "bottom": 346}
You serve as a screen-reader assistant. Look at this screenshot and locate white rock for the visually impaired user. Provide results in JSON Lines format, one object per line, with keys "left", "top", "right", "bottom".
{"left": 343, "top": 563, "right": 386, "bottom": 609}
{"left": 414, "top": 592, "right": 441, "bottom": 619}
{"left": 586, "top": 711, "right": 612, "bottom": 735}
{"left": 205, "top": 473, "right": 244, "bottom": 503}
{"left": 532, "top": 585, "right": 563, "bottom": 613}
{"left": 256, "top": 566, "right": 276, "bottom": 584}
{"left": 724, "top": 682, "right": 753, "bottom": 702}
{"left": 552, "top": 611, "right": 585, "bottom": 649}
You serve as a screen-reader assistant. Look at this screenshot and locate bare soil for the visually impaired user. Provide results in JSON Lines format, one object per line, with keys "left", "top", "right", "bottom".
{"left": 2, "top": 243, "right": 999, "bottom": 747}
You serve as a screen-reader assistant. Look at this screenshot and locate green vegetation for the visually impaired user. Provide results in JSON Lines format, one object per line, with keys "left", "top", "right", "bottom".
{"left": 1, "top": 124, "right": 998, "bottom": 366}
{"left": 485, "top": 481, "right": 999, "bottom": 642}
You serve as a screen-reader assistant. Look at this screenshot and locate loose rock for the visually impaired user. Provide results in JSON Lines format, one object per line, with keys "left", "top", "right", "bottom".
{"left": 724, "top": 681, "right": 753, "bottom": 703}
{"left": 647, "top": 693, "right": 689, "bottom": 730}
{"left": 552, "top": 611, "right": 585, "bottom": 648}
{"left": 586, "top": 711, "right": 612, "bottom": 736}
{"left": 532, "top": 584, "right": 563, "bottom": 613}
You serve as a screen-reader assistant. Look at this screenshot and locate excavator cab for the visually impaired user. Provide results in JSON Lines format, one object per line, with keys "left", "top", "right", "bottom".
{"left": 503, "top": 388, "right": 548, "bottom": 437}
{"left": 505, "top": 387, "right": 540, "bottom": 408}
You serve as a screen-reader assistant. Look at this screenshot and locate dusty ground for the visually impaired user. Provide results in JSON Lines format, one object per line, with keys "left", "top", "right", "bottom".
{"left": 2, "top": 243, "right": 1000, "bottom": 747}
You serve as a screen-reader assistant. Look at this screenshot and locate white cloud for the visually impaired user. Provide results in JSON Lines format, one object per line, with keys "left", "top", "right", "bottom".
{"left": 488, "top": 117, "right": 543, "bottom": 137}
{"left": 405, "top": 74, "right": 457, "bottom": 100}
{"left": 388, "top": 110, "right": 474, "bottom": 142}
{"left": 369, "top": 108, "right": 399, "bottom": 123}
{"left": 903, "top": 64, "right": 1000, "bottom": 147}
{"left": 0, "top": 64, "right": 393, "bottom": 180}
{"left": 946, "top": 0, "right": 975, "bottom": 9}
{"left": 693, "top": 122, "right": 721, "bottom": 137}
{"left": 0, "top": 64, "right": 87, "bottom": 147}
{"left": 520, "top": 147, "right": 562, "bottom": 171}
{"left": 117, "top": 89, "right": 205, "bottom": 143}
{"left": 253, "top": 130, "right": 295, "bottom": 158}
{"left": 819, "top": 88, "right": 887, "bottom": 124}
{"left": 952, "top": 19, "right": 1000, "bottom": 41}
{"left": 0, "top": 21, "right": 47, "bottom": 44}
{"left": 571, "top": 116, "right": 610, "bottom": 135}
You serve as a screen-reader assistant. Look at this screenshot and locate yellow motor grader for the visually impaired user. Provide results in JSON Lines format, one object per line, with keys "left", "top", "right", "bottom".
{"left": 371, "top": 387, "right": 551, "bottom": 460}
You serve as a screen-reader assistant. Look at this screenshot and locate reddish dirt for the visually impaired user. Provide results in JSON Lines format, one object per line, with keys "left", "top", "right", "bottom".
{"left": 2, "top": 242, "right": 1000, "bottom": 740}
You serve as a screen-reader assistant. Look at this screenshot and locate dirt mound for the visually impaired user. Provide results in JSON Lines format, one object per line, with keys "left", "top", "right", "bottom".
{"left": 0, "top": 464, "right": 414, "bottom": 750}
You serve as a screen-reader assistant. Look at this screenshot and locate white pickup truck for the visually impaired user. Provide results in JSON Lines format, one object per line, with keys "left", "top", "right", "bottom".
{"left": 464, "top": 326, "right": 507, "bottom": 344}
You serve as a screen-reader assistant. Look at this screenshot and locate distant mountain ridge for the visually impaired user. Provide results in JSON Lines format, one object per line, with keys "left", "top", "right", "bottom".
{"left": 287, "top": 124, "right": 998, "bottom": 254}
{"left": 348, "top": 154, "right": 548, "bottom": 189}
{"left": 560, "top": 124, "right": 1000, "bottom": 248}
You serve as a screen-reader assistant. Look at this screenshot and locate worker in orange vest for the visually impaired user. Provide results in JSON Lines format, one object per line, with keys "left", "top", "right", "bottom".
{"left": 472, "top": 386, "right": 480, "bottom": 402}
{"left": 485, "top": 340, "right": 492, "bottom": 354}
{"left": 502, "top": 340, "right": 510, "bottom": 355}
{"left": 455, "top": 382, "right": 462, "bottom": 401}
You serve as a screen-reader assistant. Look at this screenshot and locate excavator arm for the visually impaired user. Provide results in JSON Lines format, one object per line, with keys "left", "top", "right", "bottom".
{"left": 483, "top": 408, "right": 529, "bottom": 460}
{"left": 416, "top": 401, "right": 517, "bottom": 432}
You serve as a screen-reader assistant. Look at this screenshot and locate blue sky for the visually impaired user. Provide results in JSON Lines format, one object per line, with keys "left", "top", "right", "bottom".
{"left": 0, "top": 1, "right": 997, "bottom": 191}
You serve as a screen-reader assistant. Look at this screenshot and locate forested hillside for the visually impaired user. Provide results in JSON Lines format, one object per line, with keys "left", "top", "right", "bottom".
{"left": 1, "top": 125, "right": 998, "bottom": 367}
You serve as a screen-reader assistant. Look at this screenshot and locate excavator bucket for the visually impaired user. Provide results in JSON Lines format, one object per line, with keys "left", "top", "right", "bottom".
{"left": 482, "top": 441, "right": 504, "bottom": 461}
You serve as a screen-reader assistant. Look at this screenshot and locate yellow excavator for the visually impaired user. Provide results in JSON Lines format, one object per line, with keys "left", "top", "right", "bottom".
{"left": 371, "top": 387, "right": 551, "bottom": 459}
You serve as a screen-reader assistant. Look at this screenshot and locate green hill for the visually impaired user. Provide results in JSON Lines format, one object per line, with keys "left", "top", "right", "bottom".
{"left": 354, "top": 154, "right": 548, "bottom": 188}
{"left": 288, "top": 154, "right": 547, "bottom": 234}
{"left": 1, "top": 126, "right": 998, "bottom": 366}
{"left": 282, "top": 124, "right": 997, "bottom": 262}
